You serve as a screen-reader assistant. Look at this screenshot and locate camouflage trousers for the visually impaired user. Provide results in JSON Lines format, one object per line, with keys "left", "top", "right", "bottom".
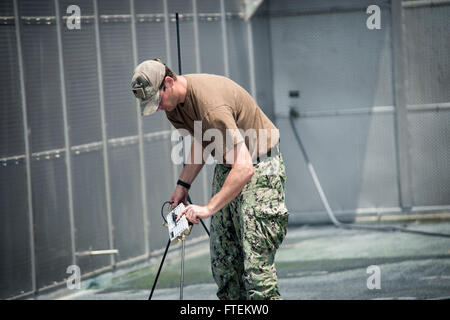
{"left": 210, "top": 145, "right": 289, "bottom": 300}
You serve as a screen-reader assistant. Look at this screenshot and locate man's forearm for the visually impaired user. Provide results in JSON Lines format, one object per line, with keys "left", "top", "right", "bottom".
{"left": 206, "top": 165, "right": 253, "bottom": 214}
{"left": 178, "top": 138, "right": 204, "bottom": 184}
{"left": 179, "top": 162, "right": 204, "bottom": 185}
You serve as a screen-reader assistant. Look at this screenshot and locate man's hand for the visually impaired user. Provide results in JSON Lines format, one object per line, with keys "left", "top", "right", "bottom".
{"left": 169, "top": 185, "right": 189, "bottom": 208}
{"left": 177, "top": 204, "right": 213, "bottom": 224}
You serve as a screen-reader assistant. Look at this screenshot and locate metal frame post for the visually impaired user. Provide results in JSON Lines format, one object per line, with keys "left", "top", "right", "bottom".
{"left": 180, "top": 240, "right": 185, "bottom": 300}
{"left": 220, "top": 0, "right": 230, "bottom": 77}
{"left": 163, "top": 0, "right": 172, "bottom": 68}
{"left": 54, "top": 0, "right": 77, "bottom": 268}
{"left": 192, "top": 0, "right": 201, "bottom": 73}
{"left": 13, "top": 0, "right": 37, "bottom": 296}
{"left": 93, "top": 0, "right": 116, "bottom": 266}
{"left": 129, "top": 0, "right": 150, "bottom": 257}
{"left": 391, "top": 0, "right": 413, "bottom": 210}
{"left": 246, "top": 19, "right": 256, "bottom": 98}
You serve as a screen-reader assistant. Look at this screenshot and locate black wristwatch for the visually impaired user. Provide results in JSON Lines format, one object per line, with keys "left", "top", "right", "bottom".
{"left": 177, "top": 179, "right": 191, "bottom": 190}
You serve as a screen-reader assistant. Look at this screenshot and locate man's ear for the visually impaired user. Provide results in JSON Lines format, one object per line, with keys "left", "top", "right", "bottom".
{"left": 164, "top": 76, "right": 174, "bottom": 89}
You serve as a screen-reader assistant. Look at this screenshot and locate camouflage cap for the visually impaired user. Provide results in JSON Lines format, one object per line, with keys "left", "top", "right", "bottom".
{"left": 131, "top": 60, "right": 165, "bottom": 116}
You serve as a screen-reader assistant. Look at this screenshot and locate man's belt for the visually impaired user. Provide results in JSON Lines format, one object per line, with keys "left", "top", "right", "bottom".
{"left": 218, "top": 143, "right": 281, "bottom": 169}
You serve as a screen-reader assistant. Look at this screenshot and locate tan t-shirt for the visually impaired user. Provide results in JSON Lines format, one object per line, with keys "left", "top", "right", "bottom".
{"left": 165, "top": 74, "right": 279, "bottom": 164}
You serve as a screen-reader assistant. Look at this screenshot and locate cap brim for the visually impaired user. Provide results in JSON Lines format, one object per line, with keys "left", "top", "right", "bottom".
{"left": 140, "top": 91, "right": 161, "bottom": 116}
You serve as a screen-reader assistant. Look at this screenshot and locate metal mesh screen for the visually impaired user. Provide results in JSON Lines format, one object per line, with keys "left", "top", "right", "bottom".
{"left": 18, "top": 0, "right": 53, "bottom": 15}
{"left": 145, "top": 137, "right": 174, "bottom": 252}
{"left": 136, "top": 20, "right": 166, "bottom": 65}
{"left": 279, "top": 111, "right": 398, "bottom": 222}
{"left": 270, "top": 5, "right": 393, "bottom": 116}
{"left": 0, "top": 6, "right": 30, "bottom": 298}
{"left": 99, "top": 22, "right": 138, "bottom": 139}
{"left": 21, "top": 25, "right": 65, "bottom": 153}
{"left": 72, "top": 149, "right": 110, "bottom": 273}
{"left": 408, "top": 110, "right": 450, "bottom": 206}
{"left": 225, "top": 19, "right": 251, "bottom": 92}
{"left": 404, "top": 5, "right": 450, "bottom": 105}
{"left": 31, "top": 156, "right": 72, "bottom": 290}
{"left": 403, "top": 4, "right": 450, "bottom": 207}
{"left": 225, "top": 0, "right": 244, "bottom": 13}
{"left": 108, "top": 143, "right": 145, "bottom": 261}
{"left": 61, "top": 7, "right": 102, "bottom": 146}
{"left": 0, "top": 22, "right": 23, "bottom": 157}
{"left": 0, "top": 164, "right": 32, "bottom": 298}
{"left": 135, "top": 0, "right": 164, "bottom": 13}
{"left": 0, "top": 0, "right": 29, "bottom": 300}
{"left": 197, "top": 0, "right": 224, "bottom": 75}
{"left": 98, "top": 0, "right": 129, "bottom": 15}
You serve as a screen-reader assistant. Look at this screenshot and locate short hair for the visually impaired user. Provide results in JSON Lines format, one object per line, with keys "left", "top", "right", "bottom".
{"left": 152, "top": 58, "right": 177, "bottom": 89}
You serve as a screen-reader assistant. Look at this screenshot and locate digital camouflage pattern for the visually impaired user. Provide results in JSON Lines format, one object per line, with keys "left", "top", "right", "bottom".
{"left": 210, "top": 146, "right": 289, "bottom": 300}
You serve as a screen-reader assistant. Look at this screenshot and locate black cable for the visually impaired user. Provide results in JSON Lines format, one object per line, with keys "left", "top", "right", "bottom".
{"left": 288, "top": 108, "right": 450, "bottom": 239}
{"left": 148, "top": 238, "right": 171, "bottom": 300}
{"left": 160, "top": 200, "right": 173, "bottom": 224}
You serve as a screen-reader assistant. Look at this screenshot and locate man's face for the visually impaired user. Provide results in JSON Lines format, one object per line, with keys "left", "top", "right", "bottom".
{"left": 157, "top": 77, "right": 177, "bottom": 112}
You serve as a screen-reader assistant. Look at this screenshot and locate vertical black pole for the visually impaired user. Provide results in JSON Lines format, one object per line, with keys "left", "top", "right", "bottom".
{"left": 176, "top": 13, "right": 182, "bottom": 75}
{"left": 175, "top": 11, "right": 185, "bottom": 301}
{"left": 176, "top": 12, "right": 209, "bottom": 237}
{"left": 148, "top": 10, "right": 209, "bottom": 302}
{"left": 176, "top": 12, "right": 190, "bottom": 207}
{"left": 176, "top": 12, "right": 185, "bottom": 167}
{"left": 175, "top": 12, "right": 210, "bottom": 238}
